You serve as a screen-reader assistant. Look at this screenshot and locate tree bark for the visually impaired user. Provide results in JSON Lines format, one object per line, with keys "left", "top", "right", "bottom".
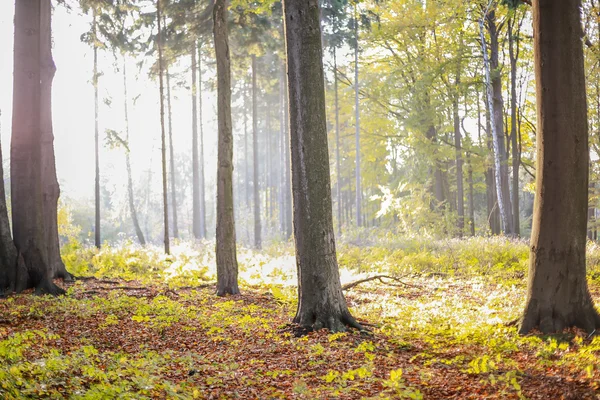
{"left": 157, "top": 0, "right": 170, "bottom": 255}
{"left": 214, "top": 0, "right": 239, "bottom": 296}
{"left": 198, "top": 41, "right": 207, "bottom": 239}
{"left": 11, "top": 0, "right": 63, "bottom": 294}
{"left": 0, "top": 112, "right": 18, "bottom": 294}
{"left": 165, "top": 65, "right": 179, "bottom": 239}
{"left": 509, "top": 16, "right": 521, "bottom": 236}
{"left": 93, "top": 10, "right": 101, "bottom": 249}
{"left": 333, "top": 47, "right": 342, "bottom": 237}
{"left": 252, "top": 55, "right": 262, "bottom": 249}
{"left": 40, "top": 0, "right": 71, "bottom": 280}
{"left": 283, "top": 0, "right": 362, "bottom": 332}
{"left": 122, "top": 58, "right": 146, "bottom": 245}
{"left": 192, "top": 42, "right": 201, "bottom": 240}
{"left": 453, "top": 63, "right": 464, "bottom": 236}
{"left": 520, "top": 0, "right": 600, "bottom": 334}
{"left": 480, "top": 9, "right": 514, "bottom": 235}
{"left": 353, "top": 2, "right": 362, "bottom": 227}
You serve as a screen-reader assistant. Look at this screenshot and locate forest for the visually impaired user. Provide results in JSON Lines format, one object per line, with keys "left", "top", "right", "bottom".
{"left": 0, "top": 0, "right": 600, "bottom": 398}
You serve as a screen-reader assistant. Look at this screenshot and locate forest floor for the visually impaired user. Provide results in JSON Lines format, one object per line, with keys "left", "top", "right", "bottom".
{"left": 1, "top": 236, "right": 600, "bottom": 399}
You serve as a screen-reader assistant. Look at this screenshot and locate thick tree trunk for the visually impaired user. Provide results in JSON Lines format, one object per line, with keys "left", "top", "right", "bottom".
{"left": 214, "top": 0, "right": 239, "bottom": 296}
{"left": 157, "top": 0, "right": 170, "bottom": 255}
{"left": 282, "top": 62, "right": 292, "bottom": 240}
{"left": 192, "top": 42, "right": 201, "bottom": 240}
{"left": 198, "top": 41, "right": 206, "bottom": 239}
{"left": 283, "top": 0, "right": 362, "bottom": 332}
{"left": 122, "top": 59, "right": 145, "bottom": 246}
{"left": 482, "top": 72, "right": 501, "bottom": 235}
{"left": 40, "top": 1, "right": 71, "bottom": 280}
{"left": 93, "top": 10, "right": 101, "bottom": 249}
{"left": 252, "top": 55, "right": 262, "bottom": 249}
{"left": 334, "top": 48, "right": 342, "bottom": 237}
{"left": 520, "top": 0, "right": 600, "bottom": 334}
{"left": 480, "top": 10, "right": 513, "bottom": 235}
{"left": 353, "top": 2, "right": 362, "bottom": 227}
{"left": 11, "top": 0, "right": 63, "bottom": 294}
{"left": 509, "top": 16, "right": 521, "bottom": 236}
{"left": 165, "top": 66, "right": 179, "bottom": 239}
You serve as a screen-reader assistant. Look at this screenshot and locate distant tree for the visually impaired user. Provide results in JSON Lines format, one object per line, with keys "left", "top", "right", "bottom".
{"left": 283, "top": 0, "right": 362, "bottom": 331}
{"left": 11, "top": 0, "right": 65, "bottom": 294}
{"left": 214, "top": 0, "right": 240, "bottom": 296}
{"left": 0, "top": 110, "right": 17, "bottom": 294}
{"left": 157, "top": 0, "right": 171, "bottom": 254}
{"left": 519, "top": 0, "right": 600, "bottom": 334}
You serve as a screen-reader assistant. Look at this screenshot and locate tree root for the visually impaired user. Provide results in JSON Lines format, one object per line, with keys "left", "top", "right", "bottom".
{"left": 342, "top": 275, "right": 419, "bottom": 291}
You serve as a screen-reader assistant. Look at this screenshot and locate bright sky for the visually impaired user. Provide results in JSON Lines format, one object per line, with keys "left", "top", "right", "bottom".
{"left": 0, "top": 1, "right": 219, "bottom": 203}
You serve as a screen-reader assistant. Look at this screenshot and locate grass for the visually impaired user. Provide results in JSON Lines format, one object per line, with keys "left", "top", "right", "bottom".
{"left": 0, "top": 236, "right": 599, "bottom": 399}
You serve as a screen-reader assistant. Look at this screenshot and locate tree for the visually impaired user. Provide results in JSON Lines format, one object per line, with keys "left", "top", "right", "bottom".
{"left": 283, "top": 0, "right": 362, "bottom": 332}
{"left": 0, "top": 111, "right": 18, "bottom": 294}
{"left": 11, "top": 0, "right": 64, "bottom": 294}
{"left": 214, "top": 0, "right": 240, "bottom": 296}
{"left": 519, "top": 0, "right": 600, "bottom": 334}
{"left": 157, "top": 0, "right": 170, "bottom": 255}
{"left": 93, "top": 8, "right": 101, "bottom": 248}
{"left": 251, "top": 54, "right": 261, "bottom": 249}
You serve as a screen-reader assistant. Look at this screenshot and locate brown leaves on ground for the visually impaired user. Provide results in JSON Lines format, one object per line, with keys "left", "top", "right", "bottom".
{"left": 0, "top": 277, "right": 598, "bottom": 399}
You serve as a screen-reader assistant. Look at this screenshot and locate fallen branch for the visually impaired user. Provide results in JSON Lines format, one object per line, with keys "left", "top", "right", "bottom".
{"left": 342, "top": 275, "right": 419, "bottom": 291}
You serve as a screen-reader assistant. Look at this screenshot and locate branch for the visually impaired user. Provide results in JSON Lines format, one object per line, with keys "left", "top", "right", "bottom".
{"left": 342, "top": 275, "right": 419, "bottom": 291}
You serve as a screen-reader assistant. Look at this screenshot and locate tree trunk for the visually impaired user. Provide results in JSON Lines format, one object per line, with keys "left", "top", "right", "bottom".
{"left": 214, "top": 0, "right": 239, "bottom": 296}
{"left": 520, "top": 0, "right": 600, "bottom": 335}
{"left": 353, "top": 2, "right": 362, "bottom": 227}
{"left": 93, "top": 10, "right": 101, "bottom": 249}
{"left": 244, "top": 77, "right": 250, "bottom": 209}
{"left": 453, "top": 65, "right": 464, "bottom": 237}
{"left": 282, "top": 62, "right": 292, "bottom": 240}
{"left": 283, "top": 0, "right": 362, "bottom": 332}
{"left": 252, "top": 55, "right": 262, "bottom": 249}
{"left": 467, "top": 149, "right": 475, "bottom": 236}
{"left": 122, "top": 58, "right": 145, "bottom": 246}
{"left": 509, "top": 16, "right": 521, "bottom": 236}
{"left": 279, "top": 64, "right": 286, "bottom": 235}
{"left": 165, "top": 65, "right": 179, "bottom": 239}
{"left": 191, "top": 42, "right": 201, "bottom": 240}
{"left": 0, "top": 112, "right": 18, "bottom": 294}
{"left": 157, "top": 0, "right": 170, "bottom": 255}
{"left": 334, "top": 48, "right": 342, "bottom": 237}
{"left": 198, "top": 41, "right": 206, "bottom": 239}
{"left": 480, "top": 9, "right": 513, "bottom": 235}
{"left": 11, "top": 0, "right": 63, "bottom": 294}
{"left": 40, "top": 0, "right": 71, "bottom": 280}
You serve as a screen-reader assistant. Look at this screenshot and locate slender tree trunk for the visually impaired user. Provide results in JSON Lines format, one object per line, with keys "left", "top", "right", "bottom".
{"left": 11, "top": 0, "right": 63, "bottom": 294}
{"left": 334, "top": 48, "right": 342, "bottom": 237}
{"left": 467, "top": 149, "right": 475, "bottom": 236}
{"left": 198, "top": 41, "right": 206, "bottom": 239}
{"left": 520, "top": 0, "right": 600, "bottom": 334}
{"left": 279, "top": 65, "right": 286, "bottom": 234}
{"left": 157, "top": 0, "right": 170, "bottom": 255}
{"left": 453, "top": 66, "right": 464, "bottom": 236}
{"left": 282, "top": 61, "right": 292, "bottom": 240}
{"left": 283, "top": 0, "right": 362, "bottom": 332}
{"left": 480, "top": 10, "right": 514, "bottom": 235}
{"left": 0, "top": 125, "right": 17, "bottom": 293}
{"left": 214, "top": 0, "right": 239, "bottom": 296}
{"left": 252, "top": 55, "right": 262, "bottom": 249}
{"left": 165, "top": 65, "right": 179, "bottom": 239}
{"left": 244, "top": 77, "right": 250, "bottom": 209}
{"left": 191, "top": 42, "right": 201, "bottom": 240}
{"left": 509, "top": 16, "right": 521, "bottom": 236}
{"left": 93, "top": 10, "right": 101, "bottom": 249}
{"left": 40, "top": 0, "right": 70, "bottom": 280}
{"left": 353, "top": 2, "right": 362, "bottom": 227}
{"left": 122, "top": 59, "right": 145, "bottom": 245}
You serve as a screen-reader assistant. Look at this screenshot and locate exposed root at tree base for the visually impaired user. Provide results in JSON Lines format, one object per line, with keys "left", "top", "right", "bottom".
{"left": 519, "top": 305, "right": 600, "bottom": 335}
{"left": 291, "top": 312, "right": 370, "bottom": 336}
